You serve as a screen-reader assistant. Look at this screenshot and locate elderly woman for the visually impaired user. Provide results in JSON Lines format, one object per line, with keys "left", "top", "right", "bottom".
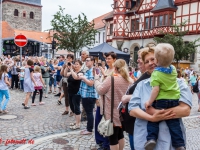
{"left": 128, "top": 47, "right": 192, "bottom": 150}
{"left": 94, "top": 59, "right": 132, "bottom": 150}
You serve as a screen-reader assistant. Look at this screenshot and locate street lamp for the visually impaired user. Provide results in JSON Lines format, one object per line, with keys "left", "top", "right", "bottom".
{"left": 0, "top": 0, "right": 3, "bottom": 57}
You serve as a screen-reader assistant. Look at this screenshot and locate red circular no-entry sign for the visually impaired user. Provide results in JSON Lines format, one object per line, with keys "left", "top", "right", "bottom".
{"left": 14, "top": 34, "right": 28, "bottom": 47}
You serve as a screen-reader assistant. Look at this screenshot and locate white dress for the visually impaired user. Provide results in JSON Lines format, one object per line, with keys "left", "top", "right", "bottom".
{"left": 24, "top": 68, "right": 34, "bottom": 92}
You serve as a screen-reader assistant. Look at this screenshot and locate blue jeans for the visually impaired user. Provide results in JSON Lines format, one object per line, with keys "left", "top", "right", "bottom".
{"left": 49, "top": 75, "right": 57, "bottom": 87}
{"left": 95, "top": 107, "right": 110, "bottom": 149}
{"left": 147, "top": 99, "right": 185, "bottom": 148}
{"left": 129, "top": 134, "right": 134, "bottom": 150}
{"left": 82, "top": 98, "right": 96, "bottom": 132}
{"left": 0, "top": 90, "right": 10, "bottom": 110}
{"left": 20, "top": 80, "right": 24, "bottom": 90}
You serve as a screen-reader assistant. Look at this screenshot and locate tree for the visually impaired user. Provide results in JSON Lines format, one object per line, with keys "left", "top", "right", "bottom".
{"left": 154, "top": 21, "right": 200, "bottom": 66}
{"left": 49, "top": 6, "right": 98, "bottom": 56}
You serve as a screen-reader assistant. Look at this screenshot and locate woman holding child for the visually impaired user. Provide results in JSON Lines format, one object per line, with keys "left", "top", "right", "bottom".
{"left": 128, "top": 44, "right": 192, "bottom": 150}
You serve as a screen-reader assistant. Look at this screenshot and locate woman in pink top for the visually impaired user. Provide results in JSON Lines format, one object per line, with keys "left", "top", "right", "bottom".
{"left": 32, "top": 65, "right": 46, "bottom": 106}
{"left": 94, "top": 59, "right": 133, "bottom": 150}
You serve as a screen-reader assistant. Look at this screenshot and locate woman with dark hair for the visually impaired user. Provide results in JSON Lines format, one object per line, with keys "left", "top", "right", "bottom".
{"left": 95, "top": 51, "right": 117, "bottom": 150}
{"left": 68, "top": 60, "right": 83, "bottom": 129}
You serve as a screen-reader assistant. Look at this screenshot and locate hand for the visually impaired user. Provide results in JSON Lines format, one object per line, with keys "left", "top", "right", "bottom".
{"left": 44, "top": 85, "right": 46, "bottom": 88}
{"left": 121, "top": 95, "right": 130, "bottom": 104}
{"left": 96, "top": 100, "right": 100, "bottom": 107}
{"left": 145, "top": 101, "right": 151, "bottom": 110}
{"left": 94, "top": 69, "right": 100, "bottom": 80}
{"left": 150, "top": 109, "right": 175, "bottom": 122}
{"left": 78, "top": 75, "right": 85, "bottom": 80}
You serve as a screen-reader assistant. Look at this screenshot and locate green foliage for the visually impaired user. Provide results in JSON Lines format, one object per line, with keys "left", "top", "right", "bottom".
{"left": 154, "top": 21, "right": 200, "bottom": 64}
{"left": 49, "top": 6, "right": 98, "bottom": 54}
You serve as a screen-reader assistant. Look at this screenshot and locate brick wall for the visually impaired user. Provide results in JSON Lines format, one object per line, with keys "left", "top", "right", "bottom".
{"left": 2, "top": 1, "right": 42, "bottom": 31}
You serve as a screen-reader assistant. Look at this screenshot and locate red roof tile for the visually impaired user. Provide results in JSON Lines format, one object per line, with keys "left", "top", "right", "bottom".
{"left": 92, "top": 12, "right": 112, "bottom": 29}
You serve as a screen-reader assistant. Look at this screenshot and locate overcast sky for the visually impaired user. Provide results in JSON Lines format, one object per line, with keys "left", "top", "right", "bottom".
{"left": 41, "top": 0, "right": 113, "bottom": 31}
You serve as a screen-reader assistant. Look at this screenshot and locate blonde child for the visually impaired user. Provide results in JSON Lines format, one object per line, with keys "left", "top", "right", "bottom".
{"left": 144, "top": 43, "right": 185, "bottom": 150}
{"left": 22, "top": 60, "right": 36, "bottom": 109}
{"left": 32, "top": 66, "right": 46, "bottom": 106}
{"left": 0, "top": 65, "right": 11, "bottom": 114}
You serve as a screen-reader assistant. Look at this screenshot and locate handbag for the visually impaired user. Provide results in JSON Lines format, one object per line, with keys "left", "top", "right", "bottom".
{"left": 98, "top": 76, "right": 114, "bottom": 137}
{"left": 193, "top": 80, "right": 199, "bottom": 93}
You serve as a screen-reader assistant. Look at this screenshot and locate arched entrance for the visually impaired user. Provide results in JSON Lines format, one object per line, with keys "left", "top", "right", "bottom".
{"left": 129, "top": 43, "right": 140, "bottom": 67}
{"left": 134, "top": 46, "right": 139, "bottom": 64}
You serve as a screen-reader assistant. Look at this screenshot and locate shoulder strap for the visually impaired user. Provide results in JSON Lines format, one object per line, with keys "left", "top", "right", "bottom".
{"left": 111, "top": 76, "right": 114, "bottom": 122}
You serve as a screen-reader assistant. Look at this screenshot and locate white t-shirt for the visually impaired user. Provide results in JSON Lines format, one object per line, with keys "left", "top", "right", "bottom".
{"left": 0, "top": 73, "right": 9, "bottom": 90}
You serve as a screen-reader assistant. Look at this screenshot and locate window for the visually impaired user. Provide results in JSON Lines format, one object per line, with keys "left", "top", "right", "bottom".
{"left": 30, "top": 12, "right": 34, "bottom": 19}
{"left": 14, "top": 9, "right": 18, "bottom": 16}
{"left": 98, "top": 32, "right": 101, "bottom": 43}
{"left": 103, "top": 32, "right": 105, "bottom": 42}
{"left": 110, "top": 24, "right": 113, "bottom": 35}
{"left": 115, "top": 1, "right": 118, "bottom": 8}
{"left": 131, "top": 19, "right": 139, "bottom": 32}
{"left": 165, "top": 14, "right": 168, "bottom": 25}
{"left": 23, "top": 11, "right": 26, "bottom": 17}
{"left": 150, "top": 16, "right": 154, "bottom": 29}
{"left": 158, "top": 16, "right": 163, "bottom": 26}
{"left": 154, "top": 16, "right": 158, "bottom": 27}
{"left": 169, "top": 14, "right": 173, "bottom": 26}
{"left": 126, "top": 1, "right": 129, "bottom": 8}
{"left": 145, "top": 17, "right": 149, "bottom": 29}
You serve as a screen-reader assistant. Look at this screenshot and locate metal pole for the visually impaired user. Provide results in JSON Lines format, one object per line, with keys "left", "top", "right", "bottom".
{"left": 20, "top": 47, "right": 22, "bottom": 66}
{"left": 0, "top": 0, "right": 2, "bottom": 57}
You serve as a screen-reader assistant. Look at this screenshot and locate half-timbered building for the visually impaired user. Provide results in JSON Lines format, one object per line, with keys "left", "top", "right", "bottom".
{"left": 104, "top": 0, "right": 200, "bottom": 70}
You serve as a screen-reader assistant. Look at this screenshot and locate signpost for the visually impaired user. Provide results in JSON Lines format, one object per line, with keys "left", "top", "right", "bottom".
{"left": 14, "top": 34, "right": 28, "bottom": 66}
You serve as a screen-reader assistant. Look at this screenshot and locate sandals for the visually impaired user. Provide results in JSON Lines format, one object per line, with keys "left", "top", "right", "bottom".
{"left": 70, "top": 124, "right": 80, "bottom": 130}
{"left": 80, "top": 130, "right": 92, "bottom": 135}
{"left": 31, "top": 103, "right": 37, "bottom": 106}
{"left": 53, "top": 91, "right": 57, "bottom": 94}
{"left": 69, "top": 112, "right": 73, "bottom": 117}
{"left": 48, "top": 90, "right": 52, "bottom": 94}
{"left": 70, "top": 123, "right": 76, "bottom": 126}
{"left": 39, "top": 102, "right": 45, "bottom": 105}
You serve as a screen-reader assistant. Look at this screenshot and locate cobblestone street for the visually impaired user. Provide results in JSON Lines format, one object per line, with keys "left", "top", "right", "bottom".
{"left": 0, "top": 90, "right": 199, "bottom": 150}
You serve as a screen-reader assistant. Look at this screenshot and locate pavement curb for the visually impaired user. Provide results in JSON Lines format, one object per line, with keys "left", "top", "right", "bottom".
{"left": 15, "top": 130, "right": 82, "bottom": 150}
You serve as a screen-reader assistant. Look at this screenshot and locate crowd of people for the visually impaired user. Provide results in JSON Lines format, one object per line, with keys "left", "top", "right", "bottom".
{"left": 0, "top": 43, "right": 195, "bottom": 150}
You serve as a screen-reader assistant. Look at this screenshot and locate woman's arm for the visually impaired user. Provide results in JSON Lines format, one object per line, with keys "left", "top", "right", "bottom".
{"left": 121, "top": 95, "right": 132, "bottom": 104}
{"left": 4, "top": 76, "right": 10, "bottom": 87}
{"left": 94, "top": 76, "right": 111, "bottom": 95}
{"left": 70, "top": 68, "right": 81, "bottom": 80}
{"left": 40, "top": 75, "right": 45, "bottom": 86}
{"left": 30, "top": 72, "right": 36, "bottom": 86}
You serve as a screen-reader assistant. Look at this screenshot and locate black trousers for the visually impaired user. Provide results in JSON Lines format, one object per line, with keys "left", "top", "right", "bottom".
{"left": 11, "top": 74, "right": 19, "bottom": 89}
{"left": 32, "top": 89, "right": 43, "bottom": 103}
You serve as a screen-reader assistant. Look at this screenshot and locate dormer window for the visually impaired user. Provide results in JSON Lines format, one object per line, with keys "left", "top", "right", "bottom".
{"left": 30, "top": 12, "right": 34, "bottom": 19}
{"left": 126, "top": 1, "right": 129, "bottom": 8}
{"left": 110, "top": 24, "right": 113, "bottom": 35}
{"left": 14, "top": 9, "right": 18, "bottom": 16}
{"left": 23, "top": 11, "right": 26, "bottom": 17}
{"left": 115, "top": 1, "right": 118, "bottom": 8}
